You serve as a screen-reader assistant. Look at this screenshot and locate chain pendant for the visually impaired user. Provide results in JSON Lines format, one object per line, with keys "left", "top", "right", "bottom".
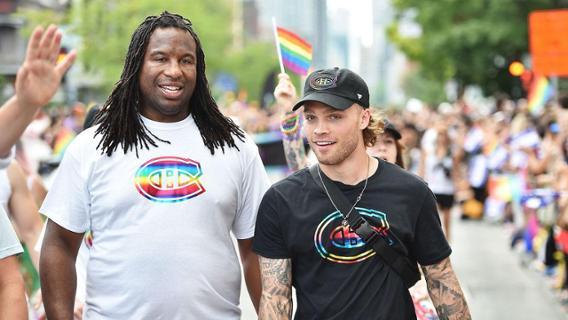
{"left": 316, "top": 161, "right": 370, "bottom": 232}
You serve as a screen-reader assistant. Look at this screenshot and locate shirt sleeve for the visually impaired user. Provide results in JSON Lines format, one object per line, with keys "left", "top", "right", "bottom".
{"left": 39, "top": 141, "right": 90, "bottom": 233}
{"left": 0, "top": 147, "right": 14, "bottom": 170}
{"left": 412, "top": 189, "right": 452, "bottom": 265}
{"left": 252, "top": 188, "right": 291, "bottom": 259}
{"left": 232, "top": 141, "right": 271, "bottom": 239}
{"left": 0, "top": 207, "right": 23, "bottom": 260}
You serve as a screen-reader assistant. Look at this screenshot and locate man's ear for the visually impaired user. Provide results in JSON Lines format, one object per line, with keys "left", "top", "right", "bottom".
{"left": 360, "top": 108, "right": 371, "bottom": 129}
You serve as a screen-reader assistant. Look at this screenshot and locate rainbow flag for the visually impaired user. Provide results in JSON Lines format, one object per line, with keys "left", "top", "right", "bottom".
{"left": 52, "top": 128, "right": 76, "bottom": 158}
{"left": 488, "top": 174, "right": 524, "bottom": 202}
{"left": 277, "top": 27, "right": 313, "bottom": 75}
{"left": 527, "top": 76, "right": 554, "bottom": 116}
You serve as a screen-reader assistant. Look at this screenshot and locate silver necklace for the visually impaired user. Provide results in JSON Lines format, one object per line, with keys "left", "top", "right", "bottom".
{"left": 317, "top": 157, "right": 370, "bottom": 227}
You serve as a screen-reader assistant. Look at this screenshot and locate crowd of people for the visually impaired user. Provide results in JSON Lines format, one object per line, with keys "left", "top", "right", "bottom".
{"left": 1, "top": 10, "right": 568, "bottom": 320}
{"left": 384, "top": 95, "right": 568, "bottom": 308}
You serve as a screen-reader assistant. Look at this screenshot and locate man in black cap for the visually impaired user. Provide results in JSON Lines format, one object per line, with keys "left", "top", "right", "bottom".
{"left": 253, "top": 67, "right": 470, "bottom": 319}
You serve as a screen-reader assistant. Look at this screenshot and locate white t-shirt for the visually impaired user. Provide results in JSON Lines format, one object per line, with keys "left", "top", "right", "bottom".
{"left": 423, "top": 151, "right": 454, "bottom": 195}
{"left": 0, "top": 206, "right": 22, "bottom": 260}
{"left": 0, "top": 166, "right": 11, "bottom": 213}
{"left": 40, "top": 115, "right": 270, "bottom": 319}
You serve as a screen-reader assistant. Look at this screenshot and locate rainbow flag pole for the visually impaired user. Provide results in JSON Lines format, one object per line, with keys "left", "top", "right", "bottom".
{"left": 271, "top": 17, "right": 286, "bottom": 74}
{"left": 271, "top": 17, "right": 313, "bottom": 76}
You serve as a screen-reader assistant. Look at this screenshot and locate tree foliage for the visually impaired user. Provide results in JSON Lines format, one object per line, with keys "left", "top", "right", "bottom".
{"left": 389, "top": 0, "right": 568, "bottom": 100}
{"left": 18, "top": 0, "right": 277, "bottom": 101}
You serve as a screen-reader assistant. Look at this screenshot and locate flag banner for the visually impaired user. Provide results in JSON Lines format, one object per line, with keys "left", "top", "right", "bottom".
{"left": 527, "top": 75, "right": 554, "bottom": 116}
{"left": 52, "top": 127, "right": 76, "bottom": 159}
{"left": 276, "top": 26, "right": 313, "bottom": 75}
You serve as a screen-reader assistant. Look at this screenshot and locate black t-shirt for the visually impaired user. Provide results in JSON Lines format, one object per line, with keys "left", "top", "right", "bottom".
{"left": 253, "top": 159, "right": 451, "bottom": 320}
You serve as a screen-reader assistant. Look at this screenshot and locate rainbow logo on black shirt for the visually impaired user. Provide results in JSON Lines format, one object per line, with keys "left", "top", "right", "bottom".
{"left": 314, "top": 207, "right": 392, "bottom": 264}
{"left": 135, "top": 156, "right": 205, "bottom": 203}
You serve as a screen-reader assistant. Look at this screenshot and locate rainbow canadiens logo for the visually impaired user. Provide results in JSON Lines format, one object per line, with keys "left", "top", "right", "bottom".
{"left": 135, "top": 156, "right": 205, "bottom": 203}
{"left": 314, "top": 207, "right": 392, "bottom": 264}
{"left": 84, "top": 231, "right": 93, "bottom": 248}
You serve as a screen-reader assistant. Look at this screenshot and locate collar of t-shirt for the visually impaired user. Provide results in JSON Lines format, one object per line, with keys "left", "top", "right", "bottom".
{"left": 327, "top": 158, "right": 384, "bottom": 192}
{"left": 139, "top": 114, "right": 194, "bottom": 131}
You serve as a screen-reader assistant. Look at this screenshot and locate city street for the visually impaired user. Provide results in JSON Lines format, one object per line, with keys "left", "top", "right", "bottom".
{"left": 452, "top": 218, "right": 567, "bottom": 320}
{"left": 239, "top": 215, "right": 568, "bottom": 319}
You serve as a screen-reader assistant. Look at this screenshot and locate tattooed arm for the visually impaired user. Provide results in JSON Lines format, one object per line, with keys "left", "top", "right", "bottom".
{"left": 422, "top": 257, "right": 471, "bottom": 320}
{"left": 258, "top": 256, "right": 293, "bottom": 320}
{"left": 281, "top": 112, "right": 307, "bottom": 171}
{"left": 274, "top": 73, "right": 308, "bottom": 171}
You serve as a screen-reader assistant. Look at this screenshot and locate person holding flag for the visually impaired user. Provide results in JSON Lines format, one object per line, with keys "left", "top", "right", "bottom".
{"left": 271, "top": 23, "right": 314, "bottom": 171}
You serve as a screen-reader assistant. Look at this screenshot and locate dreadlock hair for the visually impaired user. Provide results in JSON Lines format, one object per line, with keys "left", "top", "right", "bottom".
{"left": 95, "top": 11, "right": 244, "bottom": 157}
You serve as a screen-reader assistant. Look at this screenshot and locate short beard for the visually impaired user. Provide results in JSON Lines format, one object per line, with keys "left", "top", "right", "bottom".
{"left": 313, "top": 133, "right": 360, "bottom": 166}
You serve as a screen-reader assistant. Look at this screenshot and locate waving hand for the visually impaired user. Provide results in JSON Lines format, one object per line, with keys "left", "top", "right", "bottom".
{"left": 15, "top": 25, "right": 76, "bottom": 110}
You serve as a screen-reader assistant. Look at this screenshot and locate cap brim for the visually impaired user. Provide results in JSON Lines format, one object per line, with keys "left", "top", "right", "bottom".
{"left": 292, "top": 92, "right": 354, "bottom": 111}
{"left": 385, "top": 128, "right": 402, "bottom": 140}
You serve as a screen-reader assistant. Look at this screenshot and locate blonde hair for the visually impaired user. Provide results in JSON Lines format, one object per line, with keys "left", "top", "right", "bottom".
{"left": 363, "top": 108, "right": 385, "bottom": 147}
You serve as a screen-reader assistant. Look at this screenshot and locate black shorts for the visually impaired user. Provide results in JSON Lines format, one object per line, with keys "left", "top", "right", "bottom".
{"left": 472, "top": 186, "right": 488, "bottom": 203}
{"left": 435, "top": 193, "right": 454, "bottom": 209}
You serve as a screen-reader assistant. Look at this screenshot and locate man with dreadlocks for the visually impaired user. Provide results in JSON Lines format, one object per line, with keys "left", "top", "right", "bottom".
{"left": 40, "top": 12, "right": 270, "bottom": 319}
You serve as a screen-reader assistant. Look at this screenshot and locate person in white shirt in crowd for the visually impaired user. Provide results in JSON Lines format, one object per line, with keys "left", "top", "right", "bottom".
{"left": 420, "top": 128, "right": 456, "bottom": 241}
{"left": 0, "top": 24, "right": 74, "bottom": 320}
{"left": 0, "top": 161, "right": 43, "bottom": 269}
{"left": 40, "top": 12, "right": 269, "bottom": 319}
{"left": 0, "top": 207, "right": 27, "bottom": 320}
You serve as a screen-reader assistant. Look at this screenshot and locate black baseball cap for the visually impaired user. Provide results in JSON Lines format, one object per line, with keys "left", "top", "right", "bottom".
{"left": 292, "top": 67, "right": 370, "bottom": 111}
{"left": 384, "top": 120, "right": 402, "bottom": 140}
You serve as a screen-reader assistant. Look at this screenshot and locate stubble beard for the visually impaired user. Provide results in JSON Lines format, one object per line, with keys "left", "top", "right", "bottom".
{"left": 314, "top": 134, "right": 360, "bottom": 166}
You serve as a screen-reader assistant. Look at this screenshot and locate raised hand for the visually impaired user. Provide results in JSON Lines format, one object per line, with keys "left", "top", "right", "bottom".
{"left": 274, "top": 73, "right": 297, "bottom": 111}
{"left": 275, "top": 73, "right": 306, "bottom": 170}
{"left": 15, "top": 25, "right": 77, "bottom": 111}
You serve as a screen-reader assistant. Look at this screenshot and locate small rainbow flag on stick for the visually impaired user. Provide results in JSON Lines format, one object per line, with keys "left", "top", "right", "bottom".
{"left": 272, "top": 18, "right": 313, "bottom": 75}
{"left": 527, "top": 75, "right": 554, "bottom": 116}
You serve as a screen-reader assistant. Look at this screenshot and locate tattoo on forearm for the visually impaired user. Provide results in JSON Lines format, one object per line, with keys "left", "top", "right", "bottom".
{"left": 259, "top": 257, "right": 293, "bottom": 320}
{"left": 280, "top": 111, "right": 307, "bottom": 172}
{"left": 422, "top": 258, "right": 471, "bottom": 320}
{"left": 283, "top": 138, "right": 306, "bottom": 171}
